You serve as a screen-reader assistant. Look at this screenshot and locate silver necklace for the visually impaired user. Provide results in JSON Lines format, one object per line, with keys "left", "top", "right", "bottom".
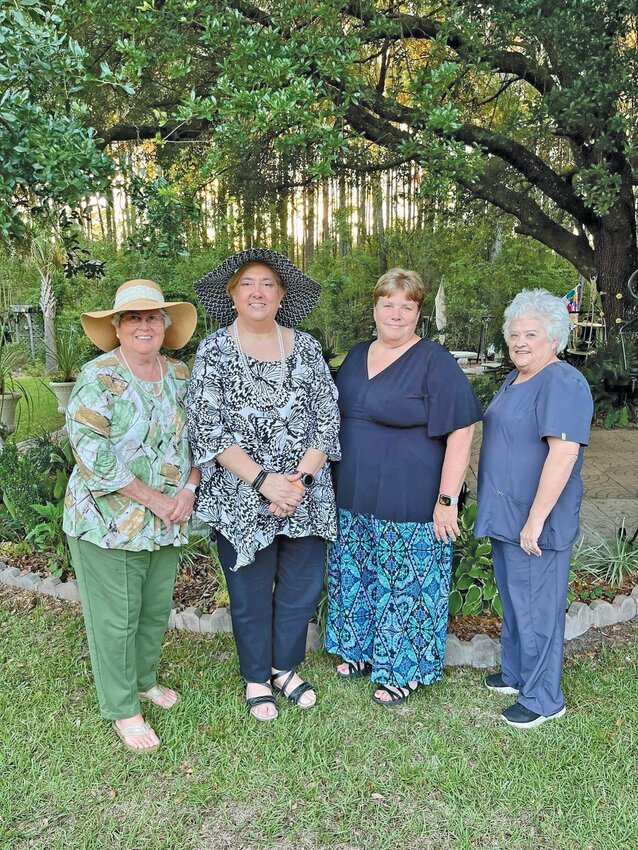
{"left": 232, "top": 320, "right": 288, "bottom": 406}
{"left": 118, "top": 347, "right": 164, "bottom": 400}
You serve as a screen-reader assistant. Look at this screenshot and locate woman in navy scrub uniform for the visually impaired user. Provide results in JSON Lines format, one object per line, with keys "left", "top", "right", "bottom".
{"left": 476, "top": 289, "right": 593, "bottom": 729}
{"left": 326, "top": 268, "right": 482, "bottom": 706}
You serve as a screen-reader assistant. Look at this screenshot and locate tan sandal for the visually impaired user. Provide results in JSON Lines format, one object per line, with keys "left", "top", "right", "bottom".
{"left": 112, "top": 721, "right": 160, "bottom": 753}
{"left": 139, "top": 684, "right": 181, "bottom": 709}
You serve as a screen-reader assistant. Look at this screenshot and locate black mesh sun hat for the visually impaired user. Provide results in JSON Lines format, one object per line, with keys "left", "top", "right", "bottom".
{"left": 194, "top": 248, "right": 322, "bottom": 328}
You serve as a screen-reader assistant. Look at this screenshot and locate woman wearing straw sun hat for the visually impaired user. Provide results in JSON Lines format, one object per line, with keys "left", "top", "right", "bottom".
{"left": 63, "top": 279, "right": 200, "bottom": 753}
{"left": 187, "top": 248, "right": 340, "bottom": 722}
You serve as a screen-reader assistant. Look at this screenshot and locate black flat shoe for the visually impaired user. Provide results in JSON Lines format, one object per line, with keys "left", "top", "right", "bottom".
{"left": 244, "top": 681, "right": 278, "bottom": 722}
{"left": 336, "top": 660, "right": 372, "bottom": 680}
{"left": 501, "top": 702, "right": 566, "bottom": 729}
{"left": 271, "top": 669, "right": 316, "bottom": 709}
{"left": 372, "top": 682, "right": 421, "bottom": 708}
{"left": 485, "top": 673, "right": 519, "bottom": 695}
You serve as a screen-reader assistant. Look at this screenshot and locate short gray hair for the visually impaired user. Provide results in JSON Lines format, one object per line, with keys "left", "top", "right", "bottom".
{"left": 502, "top": 289, "right": 571, "bottom": 353}
{"left": 111, "top": 308, "right": 172, "bottom": 330}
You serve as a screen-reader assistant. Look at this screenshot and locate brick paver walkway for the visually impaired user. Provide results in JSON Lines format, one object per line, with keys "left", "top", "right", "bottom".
{"left": 468, "top": 426, "right": 638, "bottom": 543}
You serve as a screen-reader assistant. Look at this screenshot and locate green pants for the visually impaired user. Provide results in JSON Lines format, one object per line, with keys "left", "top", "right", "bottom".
{"left": 67, "top": 537, "right": 180, "bottom": 720}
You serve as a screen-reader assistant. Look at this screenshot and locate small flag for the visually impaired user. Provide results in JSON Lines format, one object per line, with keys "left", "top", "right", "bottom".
{"left": 435, "top": 281, "right": 447, "bottom": 331}
{"left": 562, "top": 284, "right": 582, "bottom": 313}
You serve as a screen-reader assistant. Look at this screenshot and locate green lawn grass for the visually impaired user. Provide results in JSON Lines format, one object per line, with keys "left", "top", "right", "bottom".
{"left": 12, "top": 377, "right": 65, "bottom": 442}
{"left": 1, "top": 592, "right": 637, "bottom": 850}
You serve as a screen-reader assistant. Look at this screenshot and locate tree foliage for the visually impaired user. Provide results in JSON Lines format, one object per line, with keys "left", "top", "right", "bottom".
{"left": 0, "top": 0, "right": 117, "bottom": 241}
{"left": 66, "top": 0, "right": 638, "bottom": 325}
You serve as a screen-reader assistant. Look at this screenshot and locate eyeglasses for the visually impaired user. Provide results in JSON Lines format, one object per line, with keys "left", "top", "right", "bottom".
{"left": 120, "top": 313, "right": 165, "bottom": 327}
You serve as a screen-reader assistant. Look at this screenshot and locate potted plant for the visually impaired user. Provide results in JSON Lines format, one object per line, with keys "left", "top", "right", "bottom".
{"left": 48, "top": 328, "right": 87, "bottom": 413}
{"left": 0, "top": 327, "right": 28, "bottom": 436}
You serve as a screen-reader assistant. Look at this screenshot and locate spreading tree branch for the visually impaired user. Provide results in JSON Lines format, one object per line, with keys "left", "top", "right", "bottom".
{"left": 343, "top": 2, "right": 556, "bottom": 95}
{"left": 459, "top": 166, "right": 595, "bottom": 278}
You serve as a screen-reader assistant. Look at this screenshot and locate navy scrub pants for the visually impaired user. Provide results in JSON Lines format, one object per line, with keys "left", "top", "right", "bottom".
{"left": 216, "top": 534, "right": 326, "bottom": 683}
{"left": 491, "top": 539, "right": 572, "bottom": 717}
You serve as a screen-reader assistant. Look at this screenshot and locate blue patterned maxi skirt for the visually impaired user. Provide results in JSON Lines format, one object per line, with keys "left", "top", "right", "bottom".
{"left": 325, "top": 509, "right": 453, "bottom": 688}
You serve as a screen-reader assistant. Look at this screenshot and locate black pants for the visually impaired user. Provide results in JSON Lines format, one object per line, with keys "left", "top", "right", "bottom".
{"left": 217, "top": 534, "right": 326, "bottom": 683}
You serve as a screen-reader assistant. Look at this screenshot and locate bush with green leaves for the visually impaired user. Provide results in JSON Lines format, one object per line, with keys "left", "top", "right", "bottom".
{"left": 0, "top": 440, "right": 55, "bottom": 537}
{"left": 468, "top": 372, "right": 503, "bottom": 410}
{"left": 572, "top": 528, "right": 638, "bottom": 589}
{"left": 0, "top": 433, "right": 74, "bottom": 539}
{"left": 20, "top": 437, "right": 75, "bottom": 577}
{"left": 0, "top": 506, "right": 23, "bottom": 544}
{"left": 449, "top": 502, "right": 502, "bottom": 618}
{"left": 48, "top": 326, "right": 90, "bottom": 382}
{"left": 579, "top": 335, "right": 638, "bottom": 425}
{"left": 25, "top": 500, "right": 70, "bottom": 578}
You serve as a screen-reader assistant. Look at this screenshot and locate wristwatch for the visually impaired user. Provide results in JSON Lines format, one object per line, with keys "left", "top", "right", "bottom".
{"left": 297, "top": 471, "right": 315, "bottom": 488}
{"left": 438, "top": 493, "right": 458, "bottom": 507}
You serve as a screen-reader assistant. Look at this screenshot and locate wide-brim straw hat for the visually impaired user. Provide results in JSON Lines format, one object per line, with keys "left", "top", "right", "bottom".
{"left": 195, "top": 248, "right": 321, "bottom": 328}
{"left": 81, "top": 279, "right": 198, "bottom": 351}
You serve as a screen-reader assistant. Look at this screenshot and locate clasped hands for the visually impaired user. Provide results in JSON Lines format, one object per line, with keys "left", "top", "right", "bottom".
{"left": 259, "top": 471, "right": 305, "bottom": 519}
{"left": 148, "top": 487, "right": 196, "bottom": 531}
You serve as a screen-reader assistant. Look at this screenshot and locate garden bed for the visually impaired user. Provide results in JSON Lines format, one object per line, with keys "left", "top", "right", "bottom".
{"left": 3, "top": 550, "right": 637, "bottom": 642}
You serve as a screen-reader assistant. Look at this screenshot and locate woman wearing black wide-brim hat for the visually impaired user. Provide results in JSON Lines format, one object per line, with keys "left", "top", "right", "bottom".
{"left": 187, "top": 249, "right": 340, "bottom": 722}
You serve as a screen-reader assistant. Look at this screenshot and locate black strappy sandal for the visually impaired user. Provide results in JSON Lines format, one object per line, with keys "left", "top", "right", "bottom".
{"left": 372, "top": 682, "right": 421, "bottom": 708}
{"left": 336, "top": 660, "right": 373, "bottom": 680}
{"left": 270, "top": 670, "right": 316, "bottom": 709}
{"left": 244, "top": 681, "right": 278, "bottom": 722}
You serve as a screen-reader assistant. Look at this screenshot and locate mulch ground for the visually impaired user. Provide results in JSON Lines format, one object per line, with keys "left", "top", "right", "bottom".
{"left": 2, "top": 554, "right": 636, "bottom": 642}
{"left": 448, "top": 614, "right": 502, "bottom": 641}
{"left": 2, "top": 583, "right": 637, "bottom": 664}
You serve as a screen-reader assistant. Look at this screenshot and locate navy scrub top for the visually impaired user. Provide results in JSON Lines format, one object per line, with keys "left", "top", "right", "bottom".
{"left": 475, "top": 361, "right": 593, "bottom": 551}
{"left": 334, "top": 339, "right": 483, "bottom": 524}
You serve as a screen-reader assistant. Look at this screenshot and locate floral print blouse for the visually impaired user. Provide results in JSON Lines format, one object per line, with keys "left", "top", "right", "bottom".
{"left": 186, "top": 328, "right": 340, "bottom": 569}
{"left": 63, "top": 351, "right": 192, "bottom": 551}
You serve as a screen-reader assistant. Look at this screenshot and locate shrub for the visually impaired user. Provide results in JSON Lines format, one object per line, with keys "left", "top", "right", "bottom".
{"left": 26, "top": 501, "right": 70, "bottom": 578}
{"left": 449, "top": 502, "right": 502, "bottom": 618}
{"left": 0, "top": 507, "right": 23, "bottom": 544}
{"left": 572, "top": 527, "right": 638, "bottom": 589}
{"left": 0, "top": 440, "right": 55, "bottom": 536}
{"left": 579, "top": 335, "right": 638, "bottom": 424}
{"left": 468, "top": 372, "right": 502, "bottom": 410}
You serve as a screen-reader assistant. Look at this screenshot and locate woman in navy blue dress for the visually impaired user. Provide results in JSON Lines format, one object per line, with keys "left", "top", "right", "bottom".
{"left": 326, "top": 269, "right": 482, "bottom": 706}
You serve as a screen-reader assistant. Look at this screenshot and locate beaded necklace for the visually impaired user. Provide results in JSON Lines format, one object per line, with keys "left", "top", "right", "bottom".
{"left": 232, "top": 319, "right": 288, "bottom": 406}
{"left": 118, "top": 347, "right": 164, "bottom": 401}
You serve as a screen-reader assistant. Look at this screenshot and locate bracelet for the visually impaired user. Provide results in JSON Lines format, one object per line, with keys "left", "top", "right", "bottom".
{"left": 183, "top": 483, "right": 198, "bottom": 494}
{"left": 251, "top": 468, "right": 269, "bottom": 493}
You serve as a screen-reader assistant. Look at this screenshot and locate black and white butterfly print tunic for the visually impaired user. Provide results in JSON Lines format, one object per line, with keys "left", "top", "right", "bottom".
{"left": 186, "top": 328, "right": 341, "bottom": 569}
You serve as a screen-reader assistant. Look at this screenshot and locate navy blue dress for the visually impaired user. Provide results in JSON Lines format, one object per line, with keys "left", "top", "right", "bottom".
{"left": 326, "top": 339, "right": 482, "bottom": 687}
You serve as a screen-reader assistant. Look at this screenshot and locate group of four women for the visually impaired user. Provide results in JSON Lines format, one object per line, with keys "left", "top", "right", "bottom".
{"left": 62, "top": 249, "right": 593, "bottom": 752}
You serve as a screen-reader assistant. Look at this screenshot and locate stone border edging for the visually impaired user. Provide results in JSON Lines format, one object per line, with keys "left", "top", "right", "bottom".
{"left": 1, "top": 562, "right": 637, "bottom": 668}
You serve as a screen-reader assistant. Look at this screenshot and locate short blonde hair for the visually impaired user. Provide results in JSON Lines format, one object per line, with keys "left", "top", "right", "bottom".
{"left": 226, "top": 262, "right": 284, "bottom": 298}
{"left": 373, "top": 268, "right": 426, "bottom": 311}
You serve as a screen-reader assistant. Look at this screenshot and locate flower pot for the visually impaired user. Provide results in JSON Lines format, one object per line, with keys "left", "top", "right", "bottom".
{"left": 0, "top": 391, "right": 21, "bottom": 435}
{"left": 50, "top": 381, "right": 76, "bottom": 414}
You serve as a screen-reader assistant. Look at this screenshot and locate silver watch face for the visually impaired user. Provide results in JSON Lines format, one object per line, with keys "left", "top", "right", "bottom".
{"left": 300, "top": 472, "right": 315, "bottom": 487}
